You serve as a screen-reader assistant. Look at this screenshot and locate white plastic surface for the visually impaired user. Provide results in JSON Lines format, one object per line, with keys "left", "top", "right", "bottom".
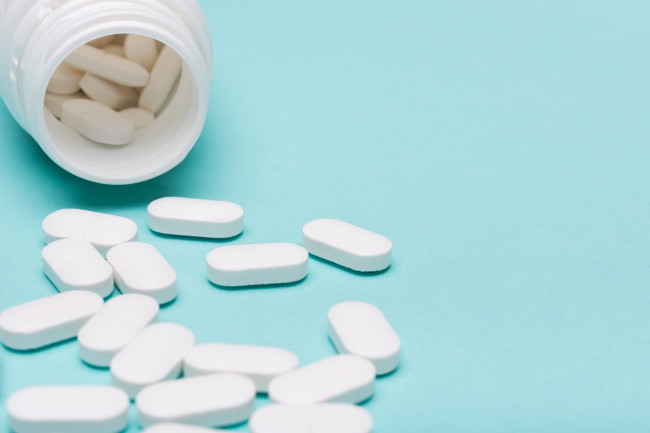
{"left": 44, "top": 92, "right": 87, "bottom": 119}
{"left": 142, "top": 424, "right": 231, "bottom": 433}
{"left": 139, "top": 45, "right": 182, "bottom": 113}
{"left": 61, "top": 99, "right": 134, "bottom": 146}
{"left": 42, "top": 238, "right": 114, "bottom": 298}
{"left": 184, "top": 343, "right": 299, "bottom": 392}
{"left": 148, "top": 197, "right": 244, "bottom": 238}
{"left": 7, "top": 386, "right": 129, "bottom": 433}
{"left": 268, "top": 355, "right": 375, "bottom": 405}
{"left": 78, "top": 294, "right": 159, "bottom": 367}
{"left": 124, "top": 35, "right": 158, "bottom": 71}
{"left": 79, "top": 73, "right": 138, "bottom": 111}
{"left": 136, "top": 374, "right": 256, "bottom": 428}
{"left": 47, "top": 62, "right": 83, "bottom": 95}
{"left": 120, "top": 107, "right": 155, "bottom": 129}
{"left": 302, "top": 219, "right": 392, "bottom": 272}
{"left": 106, "top": 242, "right": 177, "bottom": 304}
{"left": 0, "top": 291, "right": 104, "bottom": 350}
{"left": 206, "top": 243, "right": 308, "bottom": 287}
{"left": 249, "top": 403, "right": 374, "bottom": 433}
{"left": 66, "top": 44, "right": 150, "bottom": 87}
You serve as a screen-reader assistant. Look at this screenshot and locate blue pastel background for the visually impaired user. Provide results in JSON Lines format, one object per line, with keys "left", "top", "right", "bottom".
{"left": 1, "top": 1, "right": 650, "bottom": 432}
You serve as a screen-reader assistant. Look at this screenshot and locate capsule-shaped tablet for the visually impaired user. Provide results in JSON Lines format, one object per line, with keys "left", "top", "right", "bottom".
{"left": 142, "top": 424, "right": 231, "bottom": 433}
{"left": 268, "top": 355, "right": 375, "bottom": 405}
{"left": 124, "top": 34, "right": 158, "bottom": 71}
{"left": 302, "top": 219, "right": 392, "bottom": 272}
{"left": 120, "top": 107, "right": 155, "bottom": 129}
{"left": 79, "top": 73, "right": 139, "bottom": 111}
{"left": 78, "top": 294, "right": 159, "bottom": 367}
{"left": 66, "top": 44, "right": 150, "bottom": 87}
{"left": 329, "top": 301, "right": 401, "bottom": 375}
{"left": 61, "top": 99, "right": 134, "bottom": 145}
{"left": 7, "top": 385, "right": 129, "bottom": 433}
{"left": 47, "top": 62, "right": 83, "bottom": 95}
{"left": 44, "top": 91, "right": 87, "bottom": 119}
{"left": 184, "top": 343, "right": 299, "bottom": 392}
{"left": 110, "top": 323, "right": 195, "bottom": 398}
{"left": 0, "top": 291, "right": 103, "bottom": 350}
{"left": 103, "top": 44, "right": 126, "bottom": 57}
{"left": 139, "top": 45, "right": 182, "bottom": 113}
{"left": 148, "top": 197, "right": 244, "bottom": 239}
{"left": 136, "top": 374, "right": 256, "bottom": 428}
{"left": 43, "top": 209, "right": 138, "bottom": 257}
{"left": 249, "top": 403, "right": 373, "bottom": 433}
{"left": 107, "top": 242, "right": 177, "bottom": 304}
{"left": 88, "top": 35, "right": 117, "bottom": 48}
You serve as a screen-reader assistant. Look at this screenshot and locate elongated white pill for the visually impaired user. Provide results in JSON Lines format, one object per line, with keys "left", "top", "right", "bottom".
{"left": 110, "top": 323, "right": 195, "bottom": 398}
{"left": 47, "top": 62, "right": 83, "bottom": 95}
{"left": 88, "top": 35, "right": 116, "bottom": 48}
{"left": 43, "top": 208, "right": 138, "bottom": 256}
{"left": 139, "top": 45, "right": 182, "bottom": 113}
{"left": 61, "top": 99, "right": 134, "bottom": 145}
{"left": 303, "top": 219, "right": 392, "bottom": 272}
{"left": 124, "top": 34, "right": 158, "bottom": 71}
{"left": 206, "top": 243, "right": 308, "bottom": 287}
{"left": 0, "top": 291, "right": 103, "bottom": 350}
{"left": 107, "top": 242, "right": 177, "bottom": 304}
{"left": 268, "top": 355, "right": 375, "bottom": 405}
{"left": 249, "top": 403, "right": 373, "bottom": 433}
{"left": 148, "top": 197, "right": 244, "bottom": 238}
{"left": 119, "top": 107, "right": 155, "bottom": 128}
{"left": 103, "top": 44, "right": 126, "bottom": 57}
{"left": 7, "top": 385, "right": 129, "bottom": 433}
{"left": 136, "top": 374, "right": 256, "bottom": 428}
{"left": 78, "top": 294, "right": 159, "bottom": 367}
{"left": 142, "top": 424, "right": 231, "bottom": 433}
{"left": 329, "top": 301, "right": 401, "bottom": 375}
{"left": 79, "top": 73, "right": 138, "bottom": 111}
{"left": 42, "top": 238, "right": 114, "bottom": 298}
{"left": 44, "top": 91, "right": 87, "bottom": 119}
{"left": 184, "top": 343, "right": 299, "bottom": 392}
{"left": 66, "top": 44, "right": 150, "bottom": 87}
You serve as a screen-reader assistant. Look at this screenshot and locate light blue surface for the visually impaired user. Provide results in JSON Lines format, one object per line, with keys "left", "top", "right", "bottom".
{"left": 1, "top": 1, "right": 650, "bottom": 432}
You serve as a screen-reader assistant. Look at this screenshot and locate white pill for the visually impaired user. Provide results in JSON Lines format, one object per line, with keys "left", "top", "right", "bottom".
{"left": 43, "top": 208, "right": 138, "bottom": 256}
{"left": 142, "top": 424, "right": 231, "bottom": 433}
{"left": 114, "top": 34, "right": 128, "bottom": 44}
{"left": 110, "top": 322, "right": 195, "bottom": 398}
{"left": 303, "top": 219, "right": 392, "bottom": 272}
{"left": 7, "top": 385, "right": 129, "bottom": 433}
{"left": 61, "top": 99, "right": 134, "bottom": 145}
{"left": 139, "top": 45, "right": 182, "bottom": 113}
{"left": 136, "top": 374, "right": 256, "bottom": 428}
{"left": 78, "top": 294, "right": 159, "bottom": 367}
{"left": 268, "top": 355, "right": 375, "bottom": 405}
{"left": 0, "top": 291, "right": 103, "bottom": 350}
{"left": 106, "top": 242, "right": 177, "bottom": 304}
{"left": 66, "top": 44, "right": 150, "bottom": 87}
{"left": 329, "top": 301, "right": 401, "bottom": 375}
{"left": 120, "top": 107, "right": 155, "bottom": 128}
{"left": 249, "top": 403, "right": 373, "bottom": 433}
{"left": 88, "top": 34, "right": 116, "bottom": 48}
{"left": 42, "top": 238, "right": 114, "bottom": 298}
{"left": 79, "top": 73, "right": 138, "bottom": 111}
{"left": 44, "top": 91, "right": 87, "bottom": 119}
{"left": 124, "top": 34, "right": 158, "bottom": 71}
{"left": 206, "top": 243, "right": 308, "bottom": 287}
{"left": 47, "top": 62, "right": 83, "bottom": 95}
{"left": 148, "top": 197, "right": 244, "bottom": 238}
{"left": 103, "top": 44, "right": 126, "bottom": 57}
{"left": 184, "top": 343, "right": 299, "bottom": 392}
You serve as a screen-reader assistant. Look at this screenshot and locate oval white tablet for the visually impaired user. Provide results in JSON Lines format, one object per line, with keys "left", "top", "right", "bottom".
{"left": 124, "top": 34, "right": 158, "bottom": 71}
{"left": 78, "top": 294, "right": 159, "bottom": 367}
{"left": 249, "top": 403, "right": 373, "bottom": 433}
{"left": 110, "top": 322, "right": 195, "bottom": 398}
{"left": 329, "top": 301, "right": 401, "bottom": 375}
{"left": 47, "top": 62, "right": 83, "bottom": 95}
{"left": 7, "top": 385, "right": 129, "bottom": 433}
{"left": 79, "top": 73, "right": 139, "bottom": 111}
{"left": 119, "top": 107, "right": 155, "bottom": 129}
{"left": 61, "top": 99, "right": 135, "bottom": 146}
{"left": 136, "top": 374, "right": 256, "bottom": 428}
{"left": 66, "top": 44, "right": 150, "bottom": 87}
{"left": 268, "top": 355, "right": 375, "bottom": 405}
{"left": 44, "top": 91, "right": 87, "bottom": 119}
{"left": 0, "top": 291, "right": 103, "bottom": 350}
{"left": 88, "top": 35, "right": 116, "bottom": 48}
{"left": 206, "top": 243, "right": 308, "bottom": 287}
{"left": 184, "top": 343, "right": 299, "bottom": 392}
{"left": 42, "top": 239, "right": 114, "bottom": 298}
{"left": 103, "top": 44, "right": 126, "bottom": 57}
{"left": 106, "top": 242, "right": 177, "bottom": 304}
{"left": 302, "top": 219, "right": 392, "bottom": 272}
{"left": 42, "top": 208, "right": 138, "bottom": 257}
{"left": 142, "top": 424, "right": 231, "bottom": 433}
{"left": 148, "top": 197, "right": 244, "bottom": 239}
{"left": 139, "top": 45, "right": 182, "bottom": 113}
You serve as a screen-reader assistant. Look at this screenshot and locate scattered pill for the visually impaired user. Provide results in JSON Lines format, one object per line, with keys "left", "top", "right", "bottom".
{"left": 66, "top": 44, "right": 150, "bottom": 87}
{"left": 79, "top": 73, "right": 139, "bottom": 111}
{"left": 103, "top": 44, "right": 126, "bottom": 57}
{"left": 106, "top": 242, "right": 177, "bottom": 304}
{"left": 148, "top": 197, "right": 244, "bottom": 239}
{"left": 124, "top": 34, "right": 158, "bottom": 71}
{"left": 142, "top": 424, "right": 231, "bottom": 433}
{"left": 268, "top": 354, "right": 375, "bottom": 405}
{"left": 206, "top": 243, "right": 308, "bottom": 287}
{"left": 78, "top": 294, "right": 159, "bottom": 367}
{"left": 119, "top": 107, "right": 155, "bottom": 128}
{"left": 44, "top": 91, "right": 87, "bottom": 119}
{"left": 184, "top": 343, "right": 299, "bottom": 392}
{"left": 47, "top": 62, "right": 83, "bottom": 95}
{"left": 329, "top": 301, "right": 401, "bottom": 375}
{"left": 88, "top": 35, "right": 117, "bottom": 48}
{"left": 0, "top": 291, "right": 103, "bottom": 350}
{"left": 61, "top": 99, "right": 134, "bottom": 145}
{"left": 110, "top": 322, "right": 195, "bottom": 398}
{"left": 249, "top": 403, "right": 373, "bottom": 433}
{"left": 302, "top": 218, "right": 392, "bottom": 272}
{"left": 42, "top": 208, "right": 138, "bottom": 256}
{"left": 42, "top": 238, "right": 114, "bottom": 298}
{"left": 7, "top": 385, "right": 129, "bottom": 433}
{"left": 136, "top": 374, "right": 256, "bottom": 428}
{"left": 139, "top": 45, "right": 182, "bottom": 113}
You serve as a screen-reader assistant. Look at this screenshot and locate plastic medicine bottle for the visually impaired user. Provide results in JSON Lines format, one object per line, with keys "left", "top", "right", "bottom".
{"left": 0, "top": 0, "right": 213, "bottom": 184}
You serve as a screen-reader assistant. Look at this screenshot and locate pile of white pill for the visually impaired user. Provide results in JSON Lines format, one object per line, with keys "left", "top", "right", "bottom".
{"left": 1, "top": 197, "right": 399, "bottom": 433}
{"left": 44, "top": 34, "right": 182, "bottom": 146}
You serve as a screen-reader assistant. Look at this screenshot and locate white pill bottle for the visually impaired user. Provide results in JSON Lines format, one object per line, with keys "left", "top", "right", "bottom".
{"left": 0, "top": 0, "right": 212, "bottom": 184}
